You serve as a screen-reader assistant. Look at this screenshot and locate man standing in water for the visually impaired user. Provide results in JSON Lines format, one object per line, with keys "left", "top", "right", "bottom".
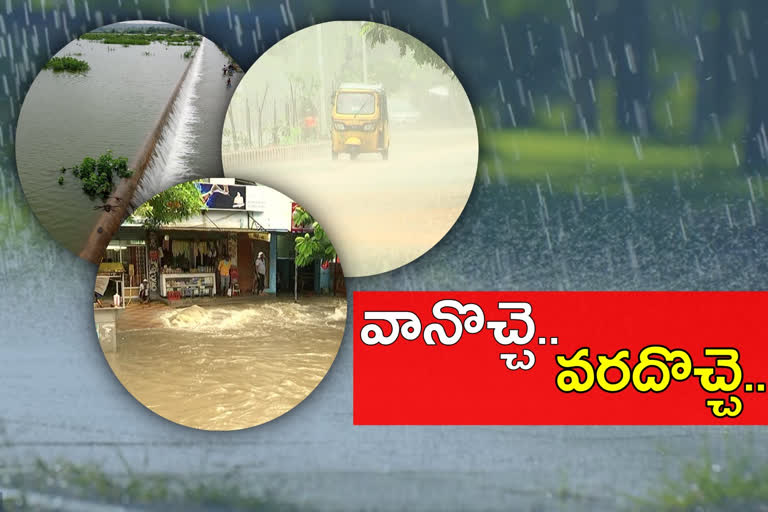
{"left": 218, "top": 253, "right": 232, "bottom": 296}
{"left": 253, "top": 251, "right": 267, "bottom": 296}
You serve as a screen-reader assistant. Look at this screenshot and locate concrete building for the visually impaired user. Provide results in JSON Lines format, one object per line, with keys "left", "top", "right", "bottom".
{"left": 102, "top": 178, "right": 336, "bottom": 301}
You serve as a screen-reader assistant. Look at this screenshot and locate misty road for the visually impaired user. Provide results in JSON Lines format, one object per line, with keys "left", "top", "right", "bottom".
{"left": 225, "top": 127, "right": 479, "bottom": 276}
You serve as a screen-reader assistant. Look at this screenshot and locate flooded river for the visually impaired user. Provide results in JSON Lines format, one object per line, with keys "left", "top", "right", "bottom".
{"left": 105, "top": 297, "right": 346, "bottom": 431}
{"left": 15, "top": 34, "right": 237, "bottom": 256}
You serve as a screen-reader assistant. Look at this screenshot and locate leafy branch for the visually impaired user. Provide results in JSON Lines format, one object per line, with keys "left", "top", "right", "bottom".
{"left": 360, "top": 22, "right": 454, "bottom": 76}
{"left": 131, "top": 181, "right": 206, "bottom": 229}
{"left": 292, "top": 206, "right": 336, "bottom": 267}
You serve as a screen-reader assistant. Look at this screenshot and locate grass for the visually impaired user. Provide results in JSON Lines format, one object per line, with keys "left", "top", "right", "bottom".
{"left": 103, "top": 35, "right": 151, "bottom": 45}
{"left": 80, "top": 32, "right": 202, "bottom": 46}
{"left": 41, "top": 56, "right": 89, "bottom": 73}
{"left": 483, "top": 129, "right": 753, "bottom": 201}
{"left": 633, "top": 453, "right": 768, "bottom": 511}
{"left": 0, "top": 457, "right": 302, "bottom": 511}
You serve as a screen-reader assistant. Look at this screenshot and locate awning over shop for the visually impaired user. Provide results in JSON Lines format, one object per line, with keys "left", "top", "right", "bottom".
{"left": 114, "top": 225, "right": 291, "bottom": 241}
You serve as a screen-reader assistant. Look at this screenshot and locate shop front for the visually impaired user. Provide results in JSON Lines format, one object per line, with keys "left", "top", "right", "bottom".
{"left": 156, "top": 232, "right": 225, "bottom": 299}
{"left": 104, "top": 179, "right": 338, "bottom": 302}
{"left": 144, "top": 228, "right": 278, "bottom": 300}
{"left": 97, "top": 239, "right": 148, "bottom": 302}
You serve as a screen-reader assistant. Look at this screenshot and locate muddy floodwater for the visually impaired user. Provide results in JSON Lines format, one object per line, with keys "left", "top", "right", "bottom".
{"left": 105, "top": 297, "right": 346, "bottom": 431}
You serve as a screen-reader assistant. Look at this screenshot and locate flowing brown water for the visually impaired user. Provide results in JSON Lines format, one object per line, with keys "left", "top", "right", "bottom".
{"left": 105, "top": 297, "right": 346, "bottom": 431}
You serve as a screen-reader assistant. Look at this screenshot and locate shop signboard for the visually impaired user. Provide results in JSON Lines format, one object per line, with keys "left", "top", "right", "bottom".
{"left": 249, "top": 232, "right": 271, "bottom": 241}
{"left": 196, "top": 183, "right": 260, "bottom": 210}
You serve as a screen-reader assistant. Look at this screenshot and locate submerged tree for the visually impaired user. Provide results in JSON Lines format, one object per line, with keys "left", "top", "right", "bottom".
{"left": 131, "top": 181, "right": 205, "bottom": 229}
{"left": 59, "top": 150, "right": 133, "bottom": 202}
{"left": 43, "top": 56, "right": 90, "bottom": 73}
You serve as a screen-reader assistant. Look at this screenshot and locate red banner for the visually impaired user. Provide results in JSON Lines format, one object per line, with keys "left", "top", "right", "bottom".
{"left": 353, "top": 291, "right": 768, "bottom": 425}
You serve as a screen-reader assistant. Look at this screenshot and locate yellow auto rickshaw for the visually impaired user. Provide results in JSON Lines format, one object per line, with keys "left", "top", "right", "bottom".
{"left": 331, "top": 83, "right": 390, "bottom": 160}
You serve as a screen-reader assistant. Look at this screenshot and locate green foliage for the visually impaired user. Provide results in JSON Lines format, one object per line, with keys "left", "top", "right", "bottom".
{"left": 183, "top": 49, "right": 194, "bottom": 59}
{"left": 485, "top": 130, "right": 748, "bottom": 201}
{"left": 4, "top": 457, "right": 299, "bottom": 511}
{"left": 79, "top": 32, "right": 201, "bottom": 46}
{"left": 63, "top": 151, "right": 133, "bottom": 201}
{"left": 292, "top": 206, "right": 336, "bottom": 267}
{"left": 133, "top": 181, "right": 205, "bottom": 229}
{"left": 636, "top": 452, "right": 768, "bottom": 511}
{"left": 107, "top": 36, "right": 151, "bottom": 45}
{"left": 42, "top": 56, "right": 90, "bottom": 73}
{"left": 361, "top": 23, "right": 453, "bottom": 75}
{"left": 79, "top": 32, "right": 105, "bottom": 41}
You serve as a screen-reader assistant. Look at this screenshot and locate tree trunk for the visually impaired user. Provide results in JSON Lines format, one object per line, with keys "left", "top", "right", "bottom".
{"left": 256, "top": 86, "right": 269, "bottom": 148}
{"left": 613, "top": 0, "right": 654, "bottom": 136}
{"left": 573, "top": 0, "right": 599, "bottom": 135}
{"left": 246, "top": 97, "right": 253, "bottom": 147}
{"left": 294, "top": 259, "right": 298, "bottom": 302}
{"left": 289, "top": 81, "right": 297, "bottom": 128}
{"left": 744, "top": 0, "right": 768, "bottom": 171}
{"left": 257, "top": 109, "right": 263, "bottom": 148}
{"left": 693, "top": 0, "right": 732, "bottom": 143}
{"left": 228, "top": 106, "right": 238, "bottom": 151}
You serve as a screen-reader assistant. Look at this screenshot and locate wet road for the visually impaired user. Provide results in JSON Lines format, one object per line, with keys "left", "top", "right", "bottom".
{"left": 106, "top": 298, "right": 345, "bottom": 431}
{"left": 3, "top": 179, "right": 768, "bottom": 511}
{"left": 224, "top": 128, "right": 479, "bottom": 277}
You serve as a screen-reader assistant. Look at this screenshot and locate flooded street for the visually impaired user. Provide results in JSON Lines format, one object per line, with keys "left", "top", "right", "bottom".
{"left": 106, "top": 297, "right": 346, "bottom": 431}
{"left": 225, "top": 128, "right": 478, "bottom": 277}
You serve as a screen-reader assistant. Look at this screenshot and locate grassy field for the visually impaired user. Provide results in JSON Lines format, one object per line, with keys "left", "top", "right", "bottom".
{"left": 0, "top": 457, "right": 301, "bottom": 511}
{"left": 3, "top": 449, "right": 768, "bottom": 511}
{"left": 482, "top": 130, "right": 752, "bottom": 201}
{"left": 634, "top": 442, "right": 768, "bottom": 511}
